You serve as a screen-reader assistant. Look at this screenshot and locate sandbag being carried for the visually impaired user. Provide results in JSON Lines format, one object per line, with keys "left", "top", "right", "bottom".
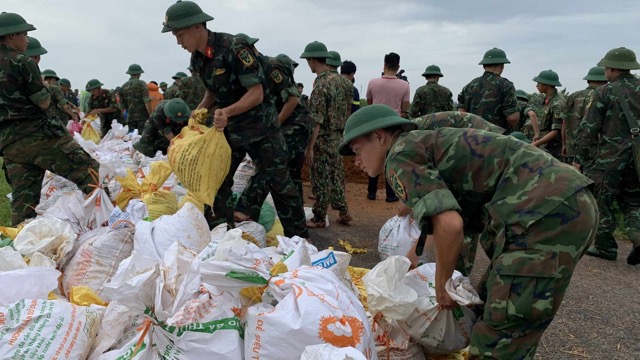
{"left": 168, "top": 108, "right": 231, "bottom": 210}
{"left": 379, "top": 216, "right": 428, "bottom": 265}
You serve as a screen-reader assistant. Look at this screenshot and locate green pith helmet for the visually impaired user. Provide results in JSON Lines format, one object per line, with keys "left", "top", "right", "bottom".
{"left": 479, "top": 47, "right": 510, "bottom": 65}
{"left": 326, "top": 51, "right": 342, "bottom": 67}
{"left": 583, "top": 66, "right": 607, "bottom": 82}
{"left": 86, "top": 79, "right": 104, "bottom": 91}
{"left": 235, "top": 33, "right": 259, "bottom": 46}
{"left": 159, "top": 81, "right": 168, "bottom": 88}
{"left": 59, "top": 78, "right": 71, "bottom": 88}
{"left": 276, "top": 53, "right": 298, "bottom": 69}
{"left": 172, "top": 71, "right": 188, "bottom": 79}
{"left": 163, "top": 98, "right": 191, "bottom": 123}
{"left": 515, "top": 89, "right": 529, "bottom": 101}
{"left": 300, "top": 41, "right": 331, "bottom": 59}
{"left": 597, "top": 47, "right": 640, "bottom": 70}
{"left": 338, "top": 104, "right": 418, "bottom": 156}
{"left": 126, "top": 64, "right": 144, "bottom": 75}
{"left": 162, "top": 0, "right": 214, "bottom": 33}
{"left": 41, "top": 69, "right": 59, "bottom": 79}
{"left": 510, "top": 131, "right": 531, "bottom": 144}
{"left": 422, "top": 64, "right": 443, "bottom": 77}
{"left": 0, "top": 12, "right": 36, "bottom": 37}
{"left": 533, "top": 69, "right": 562, "bottom": 87}
{"left": 25, "top": 36, "right": 47, "bottom": 57}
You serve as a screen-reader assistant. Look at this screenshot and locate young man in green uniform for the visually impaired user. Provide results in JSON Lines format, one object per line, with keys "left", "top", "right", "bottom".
{"left": 120, "top": 63, "right": 152, "bottom": 132}
{"left": 133, "top": 98, "right": 191, "bottom": 157}
{"left": 165, "top": 72, "right": 186, "bottom": 100}
{"left": 86, "top": 79, "right": 119, "bottom": 137}
{"left": 409, "top": 65, "right": 454, "bottom": 118}
{"left": 532, "top": 70, "right": 566, "bottom": 159}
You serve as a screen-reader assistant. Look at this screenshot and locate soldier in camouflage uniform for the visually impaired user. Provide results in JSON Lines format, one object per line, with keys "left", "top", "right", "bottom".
{"left": 516, "top": 89, "right": 540, "bottom": 140}
{"left": 327, "top": 50, "right": 354, "bottom": 121}
{"left": 413, "top": 111, "right": 505, "bottom": 134}
{"left": 165, "top": 71, "right": 186, "bottom": 100}
{"left": 409, "top": 65, "right": 454, "bottom": 118}
{"left": 179, "top": 66, "right": 206, "bottom": 110}
{"left": 301, "top": 41, "right": 352, "bottom": 227}
{"left": 120, "top": 63, "right": 152, "bottom": 132}
{"left": 159, "top": 81, "right": 168, "bottom": 94}
{"left": 532, "top": 70, "right": 565, "bottom": 159}
{"left": 458, "top": 48, "right": 520, "bottom": 133}
{"left": 0, "top": 12, "right": 99, "bottom": 225}
{"left": 85, "top": 79, "right": 120, "bottom": 137}
{"left": 59, "top": 78, "right": 79, "bottom": 108}
{"left": 339, "top": 104, "right": 597, "bottom": 359}
{"left": 133, "top": 98, "right": 191, "bottom": 157}
{"left": 41, "top": 69, "right": 77, "bottom": 123}
{"left": 163, "top": 0, "right": 308, "bottom": 239}
{"left": 575, "top": 47, "right": 640, "bottom": 265}
{"left": 563, "top": 67, "right": 607, "bottom": 164}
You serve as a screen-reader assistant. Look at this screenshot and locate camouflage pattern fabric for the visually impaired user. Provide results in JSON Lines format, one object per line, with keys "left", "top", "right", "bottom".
{"left": 385, "top": 128, "right": 595, "bottom": 358}
{"left": 164, "top": 82, "right": 180, "bottom": 100}
{"left": 517, "top": 99, "right": 538, "bottom": 136}
{"left": 63, "top": 90, "right": 79, "bottom": 107}
{"left": 575, "top": 73, "right": 640, "bottom": 256}
{"left": 308, "top": 70, "right": 349, "bottom": 222}
{"left": 133, "top": 100, "right": 186, "bottom": 157}
{"left": 457, "top": 71, "right": 518, "bottom": 130}
{"left": 120, "top": 77, "right": 150, "bottom": 132}
{"left": 191, "top": 31, "right": 279, "bottom": 148}
{"left": 45, "top": 84, "right": 69, "bottom": 121}
{"left": 413, "top": 111, "right": 506, "bottom": 134}
{"left": 179, "top": 75, "right": 205, "bottom": 110}
{"left": 87, "top": 89, "right": 119, "bottom": 137}
{"left": 330, "top": 70, "right": 353, "bottom": 129}
{"left": 409, "top": 81, "right": 454, "bottom": 118}
{"left": 564, "top": 86, "right": 597, "bottom": 157}
{"left": 537, "top": 89, "right": 566, "bottom": 159}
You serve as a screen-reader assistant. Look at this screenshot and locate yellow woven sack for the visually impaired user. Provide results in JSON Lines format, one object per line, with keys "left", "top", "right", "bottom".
{"left": 81, "top": 120, "right": 101, "bottom": 143}
{"left": 116, "top": 161, "right": 178, "bottom": 219}
{"left": 168, "top": 109, "right": 231, "bottom": 209}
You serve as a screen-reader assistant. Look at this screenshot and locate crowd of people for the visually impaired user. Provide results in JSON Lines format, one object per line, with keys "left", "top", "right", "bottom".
{"left": 1, "top": 1, "right": 639, "bottom": 359}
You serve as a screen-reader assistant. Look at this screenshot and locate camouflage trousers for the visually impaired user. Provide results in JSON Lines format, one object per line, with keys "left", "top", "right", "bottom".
{"left": 2, "top": 130, "right": 99, "bottom": 225}
{"left": 457, "top": 234, "right": 479, "bottom": 277}
{"left": 469, "top": 188, "right": 597, "bottom": 359}
{"left": 586, "top": 167, "right": 640, "bottom": 256}
{"left": 235, "top": 122, "right": 312, "bottom": 221}
{"left": 310, "top": 132, "right": 348, "bottom": 222}
{"left": 213, "top": 130, "right": 308, "bottom": 238}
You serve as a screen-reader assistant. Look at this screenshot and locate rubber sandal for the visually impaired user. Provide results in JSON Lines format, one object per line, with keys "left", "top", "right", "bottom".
{"left": 335, "top": 213, "right": 353, "bottom": 225}
{"left": 306, "top": 219, "right": 326, "bottom": 228}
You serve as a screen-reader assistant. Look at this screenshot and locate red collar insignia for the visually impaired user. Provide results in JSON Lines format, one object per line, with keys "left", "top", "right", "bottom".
{"left": 206, "top": 46, "right": 214, "bottom": 58}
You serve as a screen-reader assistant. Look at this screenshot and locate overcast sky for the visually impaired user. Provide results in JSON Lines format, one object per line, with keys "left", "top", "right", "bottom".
{"left": 5, "top": 0, "right": 640, "bottom": 100}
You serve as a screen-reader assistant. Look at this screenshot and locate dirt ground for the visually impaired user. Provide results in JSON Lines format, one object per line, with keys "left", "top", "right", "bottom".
{"left": 303, "top": 182, "right": 640, "bottom": 360}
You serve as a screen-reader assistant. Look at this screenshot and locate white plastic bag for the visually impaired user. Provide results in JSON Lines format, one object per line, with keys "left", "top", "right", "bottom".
{"left": 0, "top": 267, "right": 61, "bottom": 306}
{"left": 379, "top": 216, "right": 428, "bottom": 265}
{"left": 85, "top": 187, "right": 115, "bottom": 230}
{"left": 231, "top": 155, "right": 256, "bottom": 193}
{"left": 41, "top": 190, "right": 89, "bottom": 235}
{"left": 301, "top": 344, "right": 368, "bottom": 360}
{"left": 311, "top": 249, "right": 352, "bottom": 280}
{"left": 236, "top": 220, "right": 267, "bottom": 248}
{"left": 362, "top": 256, "right": 418, "bottom": 321}
{"left": 108, "top": 199, "right": 148, "bottom": 228}
{"left": 13, "top": 216, "right": 77, "bottom": 264}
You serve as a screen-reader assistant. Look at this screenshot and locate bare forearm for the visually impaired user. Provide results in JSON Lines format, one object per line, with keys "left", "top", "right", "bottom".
{"left": 222, "top": 85, "right": 263, "bottom": 117}
{"left": 197, "top": 90, "right": 217, "bottom": 111}
{"left": 535, "top": 130, "right": 558, "bottom": 145}
{"left": 433, "top": 211, "right": 464, "bottom": 294}
{"left": 529, "top": 112, "right": 540, "bottom": 136}
{"left": 278, "top": 96, "right": 299, "bottom": 124}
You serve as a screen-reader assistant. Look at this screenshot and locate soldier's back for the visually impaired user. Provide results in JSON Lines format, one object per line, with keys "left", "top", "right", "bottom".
{"left": 459, "top": 72, "right": 515, "bottom": 128}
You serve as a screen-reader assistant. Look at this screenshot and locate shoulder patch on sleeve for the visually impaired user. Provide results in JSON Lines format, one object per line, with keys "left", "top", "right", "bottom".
{"left": 389, "top": 170, "right": 407, "bottom": 201}
{"left": 237, "top": 48, "right": 255, "bottom": 67}
{"left": 271, "top": 69, "right": 283, "bottom": 84}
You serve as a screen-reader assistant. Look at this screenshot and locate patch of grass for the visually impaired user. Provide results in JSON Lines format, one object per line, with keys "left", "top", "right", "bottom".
{"left": 0, "top": 158, "right": 11, "bottom": 226}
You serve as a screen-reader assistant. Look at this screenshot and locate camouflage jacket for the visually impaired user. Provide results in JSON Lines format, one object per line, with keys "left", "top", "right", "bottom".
{"left": 329, "top": 70, "right": 353, "bottom": 129}
{"left": 309, "top": 70, "right": 344, "bottom": 135}
{"left": 179, "top": 75, "right": 205, "bottom": 110}
{"left": 191, "top": 31, "right": 278, "bottom": 148}
{"left": 133, "top": 100, "right": 186, "bottom": 157}
{"left": 45, "top": 84, "right": 70, "bottom": 121}
{"left": 164, "top": 82, "right": 180, "bottom": 100}
{"left": 409, "top": 81, "right": 454, "bottom": 118}
{"left": 88, "top": 89, "right": 118, "bottom": 125}
{"left": 413, "top": 111, "right": 505, "bottom": 134}
{"left": 267, "top": 56, "right": 313, "bottom": 132}
{"left": 0, "top": 44, "right": 50, "bottom": 148}
{"left": 457, "top": 71, "right": 518, "bottom": 129}
{"left": 564, "top": 86, "right": 598, "bottom": 157}
{"left": 575, "top": 73, "right": 640, "bottom": 170}
{"left": 385, "top": 128, "right": 592, "bottom": 236}
{"left": 538, "top": 89, "right": 565, "bottom": 157}
{"left": 63, "top": 90, "right": 79, "bottom": 107}
{"left": 120, "top": 77, "right": 150, "bottom": 124}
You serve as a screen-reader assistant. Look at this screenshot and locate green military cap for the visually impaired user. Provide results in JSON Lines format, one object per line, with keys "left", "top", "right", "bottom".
{"left": 163, "top": 98, "right": 191, "bottom": 123}
{"left": 597, "top": 47, "right": 640, "bottom": 70}
{"left": 479, "top": 47, "right": 510, "bottom": 65}
{"left": 59, "top": 78, "right": 71, "bottom": 87}
{"left": 0, "top": 12, "right": 36, "bottom": 37}
{"left": 339, "top": 104, "right": 418, "bottom": 156}
{"left": 235, "top": 33, "right": 259, "bottom": 46}
{"left": 422, "top": 65, "right": 443, "bottom": 77}
{"left": 533, "top": 69, "right": 562, "bottom": 87}
{"left": 25, "top": 36, "right": 47, "bottom": 57}
{"left": 583, "top": 66, "right": 607, "bottom": 82}
{"left": 126, "top": 64, "right": 144, "bottom": 75}
{"left": 162, "top": 0, "right": 214, "bottom": 33}
{"left": 276, "top": 53, "right": 298, "bottom": 69}
{"left": 326, "top": 51, "right": 342, "bottom": 67}
{"left": 300, "top": 41, "right": 332, "bottom": 59}
{"left": 172, "top": 71, "right": 188, "bottom": 79}
{"left": 510, "top": 131, "right": 531, "bottom": 144}
{"left": 159, "top": 81, "right": 168, "bottom": 87}
{"left": 515, "top": 89, "right": 529, "bottom": 101}
{"left": 86, "top": 79, "right": 104, "bottom": 91}
{"left": 41, "top": 69, "right": 59, "bottom": 79}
